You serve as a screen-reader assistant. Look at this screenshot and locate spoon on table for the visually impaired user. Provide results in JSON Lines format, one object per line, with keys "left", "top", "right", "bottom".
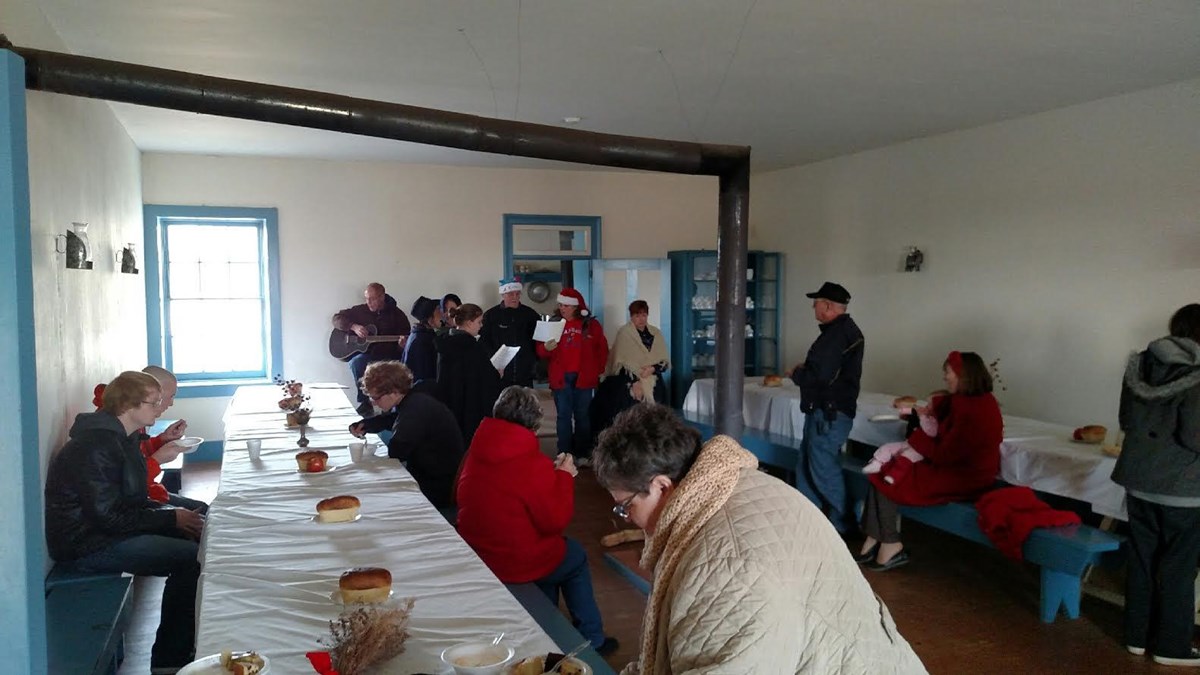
{"left": 491, "top": 631, "right": 506, "bottom": 646}
{"left": 547, "top": 640, "right": 591, "bottom": 674}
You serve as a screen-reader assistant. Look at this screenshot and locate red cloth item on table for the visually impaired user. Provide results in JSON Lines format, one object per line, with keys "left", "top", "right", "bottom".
{"left": 976, "top": 486, "right": 1082, "bottom": 561}
{"left": 93, "top": 382, "right": 171, "bottom": 503}
{"left": 306, "top": 651, "right": 340, "bottom": 675}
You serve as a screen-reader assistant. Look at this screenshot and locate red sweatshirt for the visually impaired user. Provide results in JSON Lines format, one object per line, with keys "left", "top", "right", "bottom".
{"left": 93, "top": 383, "right": 170, "bottom": 503}
{"left": 536, "top": 317, "right": 608, "bottom": 390}
{"left": 456, "top": 417, "right": 575, "bottom": 583}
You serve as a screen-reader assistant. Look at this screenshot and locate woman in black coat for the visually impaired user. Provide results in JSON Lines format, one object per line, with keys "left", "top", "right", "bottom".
{"left": 403, "top": 296, "right": 441, "bottom": 386}
{"left": 436, "top": 303, "right": 503, "bottom": 443}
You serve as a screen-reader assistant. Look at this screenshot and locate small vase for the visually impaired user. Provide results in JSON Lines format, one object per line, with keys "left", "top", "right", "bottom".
{"left": 297, "top": 425, "right": 310, "bottom": 448}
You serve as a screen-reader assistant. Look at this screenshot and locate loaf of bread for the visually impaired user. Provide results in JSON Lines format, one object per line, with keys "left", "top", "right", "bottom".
{"left": 762, "top": 374, "right": 783, "bottom": 387}
{"left": 316, "top": 495, "right": 360, "bottom": 523}
{"left": 511, "top": 654, "right": 585, "bottom": 675}
{"left": 892, "top": 395, "right": 917, "bottom": 409}
{"left": 1072, "top": 425, "right": 1107, "bottom": 444}
{"left": 296, "top": 450, "right": 329, "bottom": 472}
{"left": 339, "top": 567, "right": 392, "bottom": 604}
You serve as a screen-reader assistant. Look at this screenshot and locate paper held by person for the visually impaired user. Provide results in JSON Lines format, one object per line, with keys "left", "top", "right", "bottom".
{"left": 491, "top": 345, "right": 521, "bottom": 371}
{"left": 533, "top": 319, "right": 566, "bottom": 342}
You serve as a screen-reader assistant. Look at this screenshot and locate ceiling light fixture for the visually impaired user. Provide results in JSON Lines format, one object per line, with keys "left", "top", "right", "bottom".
{"left": 562, "top": 116, "right": 582, "bottom": 125}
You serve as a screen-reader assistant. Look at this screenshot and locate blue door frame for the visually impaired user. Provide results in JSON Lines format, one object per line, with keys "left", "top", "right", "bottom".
{"left": 0, "top": 49, "right": 49, "bottom": 673}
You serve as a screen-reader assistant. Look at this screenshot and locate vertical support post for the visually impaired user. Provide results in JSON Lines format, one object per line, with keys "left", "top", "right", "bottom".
{"left": 0, "top": 48, "right": 47, "bottom": 673}
{"left": 714, "top": 159, "right": 750, "bottom": 438}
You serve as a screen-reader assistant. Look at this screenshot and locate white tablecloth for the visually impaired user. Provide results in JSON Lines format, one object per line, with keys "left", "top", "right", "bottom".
{"left": 197, "top": 384, "right": 557, "bottom": 673}
{"left": 682, "top": 378, "right": 1127, "bottom": 520}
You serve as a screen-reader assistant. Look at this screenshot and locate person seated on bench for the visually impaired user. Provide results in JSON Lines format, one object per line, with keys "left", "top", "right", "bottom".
{"left": 593, "top": 404, "right": 927, "bottom": 674}
{"left": 93, "top": 365, "right": 208, "bottom": 514}
{"left": 863, "top": 389, "right": 949, "bottom": 485}
{"left": 46, "top": 370, "right": 204, "bottom": 674}
{"left": 858, "top": 352, "right": 1002, "bottom": 571}
{"left": 1112, "top": 303, "right": 1200, "bottom": 666}
{"left": 456, "top": 386, "right": 617, "bottom": 656}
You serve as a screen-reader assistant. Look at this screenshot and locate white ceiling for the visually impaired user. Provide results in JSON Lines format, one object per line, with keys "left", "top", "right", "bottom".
{"left": 29, "top": 0, "right": 1200, "bottom": 171}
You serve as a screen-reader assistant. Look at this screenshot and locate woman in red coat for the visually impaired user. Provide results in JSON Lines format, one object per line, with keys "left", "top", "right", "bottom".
{"left": 857, "top": 351, "right": 1003, "bottom": 571}
{"left": 536, "top": 288, "right": 609, "bottom": 462}
{"left": 456, "top": 386, "right": 617, "bottom": 655}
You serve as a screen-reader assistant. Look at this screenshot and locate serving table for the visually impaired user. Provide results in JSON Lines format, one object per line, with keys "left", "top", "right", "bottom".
{"left": 195, "top": 384, "right": 560, "bottom": 673}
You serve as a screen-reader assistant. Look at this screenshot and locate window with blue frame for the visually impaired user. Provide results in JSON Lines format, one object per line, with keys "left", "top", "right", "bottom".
{"left": 144, "top": 205, "right": 282, "bottom": 396}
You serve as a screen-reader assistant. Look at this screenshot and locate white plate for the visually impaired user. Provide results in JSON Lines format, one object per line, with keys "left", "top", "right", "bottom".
{"left": 329, "top": 588, "right": 394, "bottom": 605}
{"left": 296, "top": 464, "right": 338, "bottom": 474}
{"left": 310, "top": 513, "right": 363, "bottom": 524}
{"left": 502, "top": 656, "right": 592, "bottom": 675}
{"left": 869, "top": 414, "right": 901, "bottom": 422}
{"left": 175, "top": 436, "right": 205, "bottom": 453}
{"left": 177, "top": 652, "right": 270, "bottom": 674}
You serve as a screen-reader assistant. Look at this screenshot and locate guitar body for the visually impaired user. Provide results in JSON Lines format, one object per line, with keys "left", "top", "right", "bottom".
{"left": 329, "top": 325, "right": 406, "bottom": 361}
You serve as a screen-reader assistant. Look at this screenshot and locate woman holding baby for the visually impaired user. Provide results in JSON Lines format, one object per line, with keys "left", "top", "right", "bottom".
{"left": 857, "top": 351, "right": 1003, "bottom": 571}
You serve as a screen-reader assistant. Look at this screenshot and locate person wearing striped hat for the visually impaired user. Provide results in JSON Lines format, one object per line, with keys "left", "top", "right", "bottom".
{"left": 481, "top": 278, "right": 542, "bottom": 388}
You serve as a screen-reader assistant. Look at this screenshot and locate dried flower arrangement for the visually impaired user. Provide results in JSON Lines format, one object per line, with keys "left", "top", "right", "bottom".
{"left": 315, "top": 598, "right": 415, "bottom": 675}
{"left": 988, "top": 357, "right": 1007, "bottom": 393}
{"left": 275, "top": 374, "right": 311, "bottom": 414}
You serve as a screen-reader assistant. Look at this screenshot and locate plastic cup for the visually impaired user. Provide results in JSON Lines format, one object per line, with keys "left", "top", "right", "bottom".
{"left": 348, "top": 442, "right": 365, "bottom": 463}
{"left": 246, "top": 439, "right": 262, "bottom": 461}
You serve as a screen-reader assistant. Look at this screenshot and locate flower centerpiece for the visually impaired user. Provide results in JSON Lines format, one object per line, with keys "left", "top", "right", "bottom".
{"left": 276, "top": 374, "right": 312, "bottom": 428}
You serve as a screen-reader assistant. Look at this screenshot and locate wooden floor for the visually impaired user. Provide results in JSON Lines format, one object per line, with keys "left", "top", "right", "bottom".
{"left": 117, "top": 457, "right": 1181, "bottom": 674}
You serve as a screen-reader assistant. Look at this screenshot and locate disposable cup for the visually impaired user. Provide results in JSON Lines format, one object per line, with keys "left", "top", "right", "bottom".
{"left": 348, "top": 442, "right": 365, "bottom": 463}
{"left": 246, "top": 439, "right": 262, "bottom": 461}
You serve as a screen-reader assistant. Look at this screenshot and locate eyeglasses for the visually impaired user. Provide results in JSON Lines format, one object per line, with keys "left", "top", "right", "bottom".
{"left": 365, "top": 391, "right": 392, "bottom": 402}
{"left": 142, "top": 399, "right": 162, "bottom": 408}
{"left": 612, "top": 493, "right": 639, "bottom": 521}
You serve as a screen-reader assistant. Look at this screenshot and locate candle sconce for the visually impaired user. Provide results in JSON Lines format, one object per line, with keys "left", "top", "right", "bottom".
{"left": 117, "top": 243, "right": 139, "bottom": 274}
{"left": 58, "top": 222, "right": 94, "bottom": 270}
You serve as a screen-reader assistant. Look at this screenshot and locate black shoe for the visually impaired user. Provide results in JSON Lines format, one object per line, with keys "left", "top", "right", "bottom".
{"left": 595, "top": 637, "right": 619, "bottom": 656}
{"left": 853, "top": 543, "right": 879, "bottom": 565}
{"left": 866, "top": 549, "right": 910, "bottom": 572}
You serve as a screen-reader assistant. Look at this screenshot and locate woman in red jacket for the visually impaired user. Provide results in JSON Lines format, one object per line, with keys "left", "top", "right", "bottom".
{"left": 857, "top": 351, "right": 1003, "bottom": 571}
{"left": 536, "top": 288, "right": 609, "bottom": 462}
{"left": 456, "top": 386, "right": 617, "bottom": 655}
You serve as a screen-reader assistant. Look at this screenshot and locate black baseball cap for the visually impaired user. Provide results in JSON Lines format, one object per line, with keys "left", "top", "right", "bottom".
{"left": 805, "top": 281, "right": 851, "bottom": 304}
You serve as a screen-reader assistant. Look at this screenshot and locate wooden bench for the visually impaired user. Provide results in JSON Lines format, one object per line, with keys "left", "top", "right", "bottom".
{"left": 504, "top": 583, "right": 617, "bottom": 675}
{"left": 840, "top": 456, "right": 1124, "bottom": 622}
{"left": 45, "top": 568, "right": 134, "bottom": 675}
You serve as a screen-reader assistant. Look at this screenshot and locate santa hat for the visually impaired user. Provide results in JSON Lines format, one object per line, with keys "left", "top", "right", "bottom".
{"left": 557, "top": 288, "right": 590, "bottom": 316}
{"left": 946, "top": 351, "right": 964, "bottom": 375}
{"left": 498, "top": 278, "right": 522, "bottom": 294}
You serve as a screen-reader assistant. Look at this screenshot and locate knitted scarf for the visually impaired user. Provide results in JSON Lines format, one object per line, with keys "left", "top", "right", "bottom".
{"left": 636, "top": 435, "right": 758, "bottom": 674}
{"left": 607, "top": 323, "right": 670, "bottom": 401}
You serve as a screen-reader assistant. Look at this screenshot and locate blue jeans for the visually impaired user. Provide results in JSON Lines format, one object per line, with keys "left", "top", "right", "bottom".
{"left": 348, "top": 352, "right": 390, "bottom": 406}
{"left": 534, "top": 538, "right": 605, "bottom": 648}
{"left": 553, "top": 373, "right": 594, "bottom": 456}
{"left": 795, "top": 411, "right": 855, "bottom": 533}
{"left": 73, "top": 534, "right": 200, "bottom": 668}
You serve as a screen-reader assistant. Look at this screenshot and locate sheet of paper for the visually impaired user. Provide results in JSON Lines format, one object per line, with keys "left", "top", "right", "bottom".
{"left": 491, "top": 345, "right": 521, "bottom": 371}
{"left": 533, "top": 320, "right": 565, "bottom": 343}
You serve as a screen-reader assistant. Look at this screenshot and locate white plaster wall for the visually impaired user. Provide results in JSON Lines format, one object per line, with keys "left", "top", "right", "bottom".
{"left": 753, "top": 79, "right": 1200, "bottom": 428}
{"left": 5, "top": 0, "right": 147, "bottom": 566}
{"left": 141, "top": 156, "right": 718, "bottom": 438}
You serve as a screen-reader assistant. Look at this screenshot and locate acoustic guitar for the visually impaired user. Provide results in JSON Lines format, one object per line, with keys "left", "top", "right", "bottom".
{"left": 328, "top": 325, "right": 407, "bottom": 361}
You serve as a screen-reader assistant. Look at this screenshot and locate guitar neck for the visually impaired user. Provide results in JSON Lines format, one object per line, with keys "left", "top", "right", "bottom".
{"left": 362, "top": 335, "right": 405, "bottom": 343}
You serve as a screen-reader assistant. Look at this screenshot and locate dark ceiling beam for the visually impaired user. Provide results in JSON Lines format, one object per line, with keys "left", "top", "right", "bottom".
{"left": 3, "top": 38, "right": 750, "bottom": 438}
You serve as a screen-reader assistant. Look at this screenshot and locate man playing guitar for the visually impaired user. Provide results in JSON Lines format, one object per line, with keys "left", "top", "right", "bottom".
{"left": 331, "top": 282, "right": 411, "bottom": 415}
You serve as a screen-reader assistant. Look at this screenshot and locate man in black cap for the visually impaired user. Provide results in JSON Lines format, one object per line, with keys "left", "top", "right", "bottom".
{"left": 790, "top": 281, "right": 864, "bottom": 536}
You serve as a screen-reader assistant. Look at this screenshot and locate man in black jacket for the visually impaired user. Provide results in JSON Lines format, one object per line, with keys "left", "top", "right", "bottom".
{"left": 790, "top": 281, "right": 865, "bottom": 536}
{"left": 45, "top": 371, "right": 205, "bottom": 673}
{"left": 481, "top": 279, "right": 541, "bottom": 388}
{"left": 332, "top": 282, "right": 412, "bottom": 415}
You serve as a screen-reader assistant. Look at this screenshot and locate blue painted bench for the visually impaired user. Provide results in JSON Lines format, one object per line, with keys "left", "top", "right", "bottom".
{"left": 504, "top": 583, "right": 617, "bottom": 675}
{"left": 681, "top": 413, "right": 800, "bottom": 477}
{"left": 602, "top": 553, "right": 651, "bottom": 596}
{"left": 840, "top": 456, "right": 1124, "bottom": 623}
{"left": 45, "top": 569, "right": 134, "bottom": 675}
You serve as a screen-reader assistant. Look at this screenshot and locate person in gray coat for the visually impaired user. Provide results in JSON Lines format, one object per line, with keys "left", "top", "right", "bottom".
{"left": 1112, "top": 303, "right": 1200, "bottom": 666}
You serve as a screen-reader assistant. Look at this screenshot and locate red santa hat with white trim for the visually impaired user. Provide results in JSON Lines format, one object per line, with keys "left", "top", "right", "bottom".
{"left": 556, "top": 287, "right": 590, "bottom": 317}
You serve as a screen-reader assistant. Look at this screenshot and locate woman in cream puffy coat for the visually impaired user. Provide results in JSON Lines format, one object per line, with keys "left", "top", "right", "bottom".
{"left": 593, "top": 404, "right": 927, "bottom": 674}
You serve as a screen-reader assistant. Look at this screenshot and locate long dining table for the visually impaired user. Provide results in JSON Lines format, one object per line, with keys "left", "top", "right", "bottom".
{"left": 194, "top": 384, "right": 563, "bottom": 673}
{"left": 683, "top": 378, "right": 1127, "bottom": 520}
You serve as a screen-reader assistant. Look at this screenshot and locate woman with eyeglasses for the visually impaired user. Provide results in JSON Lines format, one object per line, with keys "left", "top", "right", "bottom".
{"left": 456, "top": 386, "right": 618, "bottom": 656}
{"left": 350, "top": 360, "right": 465, "bottom": 513}
{"left": 593, "top": 404, "right": 927, "bottom": 675}
{"left": 45, "top": 370, "right": 204, "bottom": 672}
